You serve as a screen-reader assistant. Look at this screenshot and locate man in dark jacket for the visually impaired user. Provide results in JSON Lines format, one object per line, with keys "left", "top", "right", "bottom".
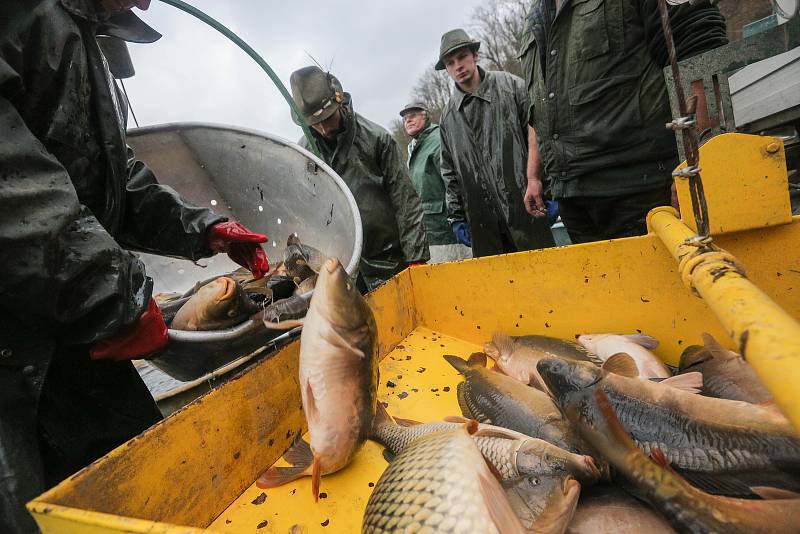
{"left": 519, "top": 0, "right": 727, "bottom": 243}
{"left": 399, "top": 102, "right": 471, "bottom": 263}
{"left": 437, "top": 29, "right": 555, "bottom": 258}
{"left": 291, "top": 66, "right": 430, "bottom": 291}
{"left": 0, "top": 1, "right": 269, "bottom": 531}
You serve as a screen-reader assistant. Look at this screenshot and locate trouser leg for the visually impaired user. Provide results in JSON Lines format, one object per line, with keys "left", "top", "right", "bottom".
{"left": 0, "top": 370, "right": 45, "bottom": 534}
{"left": 600, "top": 185, "right": 672, "bottom": 240}
{"left": 557, "top": 198, "right": 603, "bottom": 244}
{"left": 37, "top": 345, "right": 162, "bottom": 487}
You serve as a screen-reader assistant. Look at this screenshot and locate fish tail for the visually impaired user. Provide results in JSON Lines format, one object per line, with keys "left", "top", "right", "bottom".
{"left": 660, "top": 371, "right": 703, "bottom": 394}
{"left": 311, "top": 454, "right": 321, "bottom": 502}
{"left": 593, "top": 389, "right": 640, "bottom": 454}
{"left": 443, "top": 354, "right": 470, "bottom": 374}
{"left": 491, "top": 332, "right": 514, "bottom": 359}
{"left": 468, "top": 352, "right": 488, "bottom": 367}
{"left": 256, "top": 464, "right": 311, "bottom": 489}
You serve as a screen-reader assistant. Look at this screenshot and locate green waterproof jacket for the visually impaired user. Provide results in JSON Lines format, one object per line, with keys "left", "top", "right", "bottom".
{"left": 300, "top": 96, "right": 429, "bottom": 291}
{"left": 407, "top": 124, "right": 456, "bottom": 246}
{"left": 0, "top": 1, "right": 224, "bottom": 531}
{"left": 519, "top": 0, "right": 727, "bottom": 198}
{"left": 440, "top": 67, "right": 555, "bottom": 257}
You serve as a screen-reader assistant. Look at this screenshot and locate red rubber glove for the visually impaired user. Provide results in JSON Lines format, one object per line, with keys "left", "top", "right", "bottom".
{"left": 407, "top": 261, "right": 426, "bottom": 267}
{"left": 207, "top": 221, "right": 270, "bottom": 279}
{"left": 90, "top": 299, "right": 168, "bottom": 361}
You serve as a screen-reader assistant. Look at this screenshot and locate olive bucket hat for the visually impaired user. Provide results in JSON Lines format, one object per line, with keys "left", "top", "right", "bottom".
{"left": 435, "top": 28, "right": 480, "bottom": 70}
{"left": 289, "top": 66, "right": 344, "bottom": 126}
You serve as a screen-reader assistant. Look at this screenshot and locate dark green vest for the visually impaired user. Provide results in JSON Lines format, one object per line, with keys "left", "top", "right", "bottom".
{"left": 520, "top": 0, "right": 678, "bottom": 198}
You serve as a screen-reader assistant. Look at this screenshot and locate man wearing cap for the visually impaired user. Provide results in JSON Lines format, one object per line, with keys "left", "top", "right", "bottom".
{"left": 290, "top": 66, "right": 429, "bottom": 292}
{"left": 519, "top": 1, "right": 727, "bottom": 243}
{"left": 0, "top": 1, "right": 272, "bottom": 531}
{"left": 437, "top": 29, "right": 555, "bottom": 258}
{"left": 399, "top": 102, "right": 472, "bottom": 264}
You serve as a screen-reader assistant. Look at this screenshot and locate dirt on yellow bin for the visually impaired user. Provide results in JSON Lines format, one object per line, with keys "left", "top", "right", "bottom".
{"left": 28, "top": 134, "right": 800, "bottom": 533}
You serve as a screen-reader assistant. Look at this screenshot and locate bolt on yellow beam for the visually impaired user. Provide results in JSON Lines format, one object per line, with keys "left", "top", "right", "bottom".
{"left": 648, "top": 207, "right": 800, "bottom": 431}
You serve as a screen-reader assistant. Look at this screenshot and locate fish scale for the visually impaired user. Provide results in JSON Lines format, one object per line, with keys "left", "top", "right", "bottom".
{"left": 363, "top": 429, "right": 520, "bottom": 533}
{"left": 605, "top": 388, "right": 800, "bottom": 473}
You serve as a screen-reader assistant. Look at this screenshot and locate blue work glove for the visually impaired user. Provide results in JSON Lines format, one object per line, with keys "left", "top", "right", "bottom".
{"left": 451, "top": 221, "right": 472, "bottom": 247}
{"left": 546, "top": 200, "right": 560, "bottom": 227}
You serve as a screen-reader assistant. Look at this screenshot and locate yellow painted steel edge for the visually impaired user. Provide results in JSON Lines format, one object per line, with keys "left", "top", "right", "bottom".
{"left": 27, "top": 501, "right": 215, "bottom": 534}
{"left": 648, "top": 207, "right": 800, "bottom": 431}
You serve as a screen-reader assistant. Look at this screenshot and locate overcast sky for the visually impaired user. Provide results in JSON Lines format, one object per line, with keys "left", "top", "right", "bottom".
{"left": 125, "top": 1, "right": 483, "bottom": 141}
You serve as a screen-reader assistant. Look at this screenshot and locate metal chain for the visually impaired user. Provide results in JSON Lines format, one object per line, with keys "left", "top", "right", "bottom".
{"left": 658, "top": 0, "right": 711, "bottom": 243}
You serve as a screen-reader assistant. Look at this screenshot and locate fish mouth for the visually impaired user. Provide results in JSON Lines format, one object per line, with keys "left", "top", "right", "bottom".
{"left": 217, "top": 277, "right": 236, "bottom": 302}
{"left": 324, "top": 258, "right": 339, "bottom": 273}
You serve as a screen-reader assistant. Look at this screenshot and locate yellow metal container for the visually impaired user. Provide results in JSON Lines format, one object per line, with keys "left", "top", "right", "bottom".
{"left": 28, "top": 134, "right": 800, "bottom": 532}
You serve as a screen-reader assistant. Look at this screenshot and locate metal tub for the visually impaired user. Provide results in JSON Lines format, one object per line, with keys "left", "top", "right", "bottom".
{"left": 126, "top": 123, "right": 362, "bottom": 381}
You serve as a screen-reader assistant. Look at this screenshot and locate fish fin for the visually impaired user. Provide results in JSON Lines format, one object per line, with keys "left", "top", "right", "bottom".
{"left": 750, "top": 486, "right": 800, "bottom": 500}
{"left": 464, "top": 419, "right": 479, "bottom": 434}
{"left": 622, "top": 334, "right": 659, "bottom": 349}
{"left": 311, "top": 454, "right": 321, "bottom": 502}
{"left": 443, "top": 354, "right": 470, "bottom": 374}
{"left": 483, "top": 341, "right": 500, "bottom": 360}
{"left": 373, "top": 401, "right": 396, "bottom": 426}
{"left": 674, "top": 469, "right": 758, "bottom": 497}
{"left": 382, "top": 448, "right": 396, "bottom": 463}
{"left": 262, "top": 318, "right": 305, "bottom": 330}
{"left": 282, "top": 437, "right": 313, "bottom": 467}
{"left": 491, "top": 332, "right": 515, "bottom": 359}
{"left": 531, "top": 477, "right": 581, "bottom": 534}
{"left": 393, "top": 416, "right": 422, "bottom": 427}
{"left": 649, "top": 447, "right": 674, "bottom": 471}
{"left": 593, "top": 389, "right": 639, "bottom": 453}
{"left": 659, "top": 371, "right": 703, "bottom": 394}
{"left": 478, "top": 469, "right": 525, "bottom": 533}
{"left": 443, "top": 415, "right": 468, "bottom": 424}
{"left": 701, "top": 332, "right": 739, "bottom": 360}
{"left": 304, "top": 380, "right": 319, "bottom": 426}
{"left": 256, "top": 465, "right": 311, "bottom": 489}
{"left": 601, "top": 353, "right": 639, "bottom": 378}
{"left": 473, "top": 427, "right": 524, "bottom": 440}
{"left": 527, "top": 373, "right": 546, "bottom": 390}
{"left": 468, "top": 352, "right": 488, "bottom": 367}
{"left": 679, "top": 345, "right": 711, "bottom": 371}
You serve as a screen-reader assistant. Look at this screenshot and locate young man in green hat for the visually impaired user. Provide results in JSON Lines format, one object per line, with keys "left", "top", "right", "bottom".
{"left": 519, "top": 1, "right": 727, "bottom": 243}
{"left": 290, "top": 66, "right": 430, "bottom": 291}
{"left": 400, "top": 102, "right": 472, "bottom": 263}
{"left": 437, "top": 28, "right": 555, "bottom": 258}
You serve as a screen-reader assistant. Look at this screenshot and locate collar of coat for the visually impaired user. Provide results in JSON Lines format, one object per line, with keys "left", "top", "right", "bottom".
{"left": 451, "top": 66, "right": 492, "bottom": 110}
{"left": 60, "top": 0, "right": 162, "bottom": 43}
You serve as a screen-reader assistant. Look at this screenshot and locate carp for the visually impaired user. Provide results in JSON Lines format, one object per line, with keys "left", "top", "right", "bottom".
{"left": 256, "top": 258, "right": 378, "bottom": 500}
{"left": 170, "top": 276, "right": 260, "bottom": 331}
{"left": 679, "top": 332, "right": 773, "bottom": 404}
{"left": 537, "top": 358, "right": 800, "bottom": 494}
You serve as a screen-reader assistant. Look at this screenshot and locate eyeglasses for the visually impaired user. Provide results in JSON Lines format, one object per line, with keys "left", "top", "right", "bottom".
{"left": 402, "top": 111, "right": 425, "bottom": 122}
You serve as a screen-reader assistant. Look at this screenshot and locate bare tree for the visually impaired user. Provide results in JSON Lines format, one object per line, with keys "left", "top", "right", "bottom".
{"left": 469, "top": 0, "right": 530, "bottom": 76}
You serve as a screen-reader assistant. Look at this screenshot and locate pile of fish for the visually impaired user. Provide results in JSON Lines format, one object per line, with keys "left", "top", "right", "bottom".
{"left": 250, "top": 276, "right": 799, "bottom": 533}
{"left": 155, "top": 234, "right": 325, "bottom": 331}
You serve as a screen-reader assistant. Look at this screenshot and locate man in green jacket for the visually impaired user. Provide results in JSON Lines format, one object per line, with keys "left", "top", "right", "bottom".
{"left": 290, "top": 67, "right": 430, "bottom": 292}
{"left": 437, "top": 29, "right": 555, "bottom": 257}
{"left": 0, "top": 1, "right": 270, "bottom": 531}
{"left": 519, "top": 0, "right": 727, "bottom": 243}
{"left": 399, "top": 102, "right": 472, "bottom": 263}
